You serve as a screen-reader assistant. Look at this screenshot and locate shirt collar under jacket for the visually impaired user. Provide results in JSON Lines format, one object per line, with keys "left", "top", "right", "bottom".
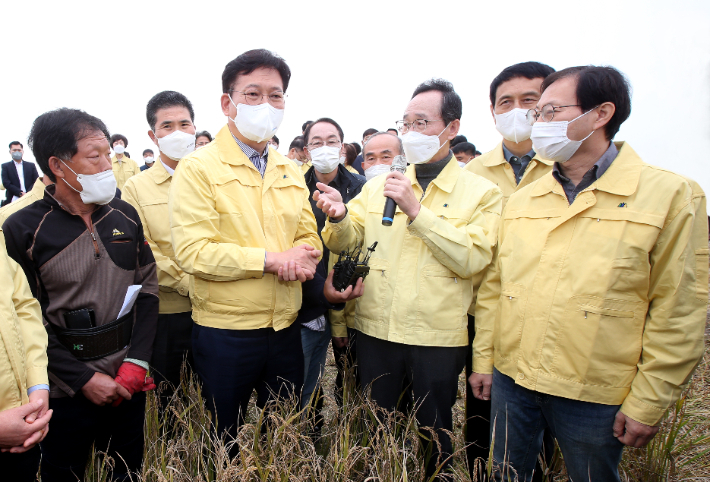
{"left": 501, "top": 143, "right": 535, "bottom": 185}
{"left": 231, "top": 131, "right": 269, "bottom": 176}
{"left": 552, "top": 142, "right": 620, "bottom": 203}
{"left": 160, "top": 159, "right": 175, "bottom": 176}
{"left": 406, "top": 151, "right": 459, "bottom": 195}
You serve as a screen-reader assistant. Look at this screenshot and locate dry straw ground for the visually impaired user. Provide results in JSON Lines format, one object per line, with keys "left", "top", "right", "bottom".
{"left": 80, "top": 298, "right": 710, "bottom": 481}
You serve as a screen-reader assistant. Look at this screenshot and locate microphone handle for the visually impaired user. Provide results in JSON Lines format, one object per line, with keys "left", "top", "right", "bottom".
{"left": 382, "top": 197, "right": 397, "bottom": 226}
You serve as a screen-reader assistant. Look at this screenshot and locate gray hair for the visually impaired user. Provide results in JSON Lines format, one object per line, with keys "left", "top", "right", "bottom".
{"left": 362, "top": 132, "right": 403, "bottom": 157}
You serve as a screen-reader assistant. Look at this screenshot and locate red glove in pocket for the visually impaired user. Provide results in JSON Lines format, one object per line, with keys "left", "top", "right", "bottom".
{"left": 112, "top": 362, "right": 156, "bottom": 406}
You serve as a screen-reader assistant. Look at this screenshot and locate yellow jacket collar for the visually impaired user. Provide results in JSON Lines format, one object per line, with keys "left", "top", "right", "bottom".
{"left": 215, "top": 125, "right": 290, "bottom": 172}
{"left": 405, "top": 155, "right": 460, "bottom": 194}
{"left": 531, "top": 141, "right": 640, "bottom": 198}
{"left": 147, "top": 157, "right": 172, "bottom": 185}
{"left": 482, "top": 141, "right": 553, "bottom": 168}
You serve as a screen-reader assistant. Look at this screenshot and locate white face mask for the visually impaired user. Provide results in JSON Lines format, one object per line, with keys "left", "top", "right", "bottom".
{"left": 309, "top": 145, "right": 341, "bottom": 174}
{"left": 229, "top": 96, "right": 284, "bottom": 143}
{"left": 530, "top": 108, "right": 596, "bottom": 163}
{"left": 339, "top": 156, "right": 346, "bottom": 165}
{"left": 457, "top": 161, "right": 466, "bottom": 168}
{"left": 401, "top": 123, "right": 450, "bottom": 164}
{"left": 60, "top": 161, "right": 117, "bottom": 205}
{"left": 495, "top": 108, "right": 532, "bottom": 143}
{"left": 113, "top": 144, "right": 125, "bottom": 155}
{"left": 364, "top": 163, "right": 391, "bottom": 181}
{"left": 144, "top": 157, "right": 154, "bottom": 164}
{"left": 155, "top": 130, "right": 196, "bottom": 161}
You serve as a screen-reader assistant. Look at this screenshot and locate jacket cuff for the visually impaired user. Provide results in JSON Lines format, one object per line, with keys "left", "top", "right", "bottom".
{"left": 26, "top": 365, "right": 49, "bottom": 389}
{"left": 246, "top": 247, "right": 267, "bottom": 278}
{"left": 331, "top": 323, "right": 348, "bottom": 338}
{"left": 620, "top": 394, "right": 666, "bottom": 426}
{"left": 407, "top": 205, "right": 436, "bottom": 238}
{"left": 472, "top": 357, "right": 494, "bottom": 375}
{"left": 327, "top": 211, "right": 351, "bottom": 233}
{"left": 177, "top": 274, "right": 190, "bottom": 297}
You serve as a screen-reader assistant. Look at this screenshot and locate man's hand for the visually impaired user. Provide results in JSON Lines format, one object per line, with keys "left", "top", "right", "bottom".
{"left": 25, "top": 389, "right": 49, "bottom": 424}
{"left": 81, "top": 372, "right": 132, "bottom": 406}
{"left": 0, "top": 399, "right": 52, "bottom": 452}
{"left": 332, "top": 337, "right": 349, "bottom": 348}
{"left": 313, "top": 183, "right": 346, "bottom": 221}
{"left": 613, "top": 411, "right": 660, "bottom": 448}
{"left": 383, "top": 172, "right": 420, "bottom": 220}
{"left": 266, "top": 245, "right": 321, "bottom": 282}
{"left": 323, "top": 269, "right": 364, "bottom": 303}
{"left": 468, "top": 372, "right": 493, "bottom": 401}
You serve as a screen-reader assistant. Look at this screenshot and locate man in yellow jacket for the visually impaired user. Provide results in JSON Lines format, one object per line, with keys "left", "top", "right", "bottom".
{"left": 463, "top": 60, "right": 556, "bottom": 472}
{"left": 0, "top": 231, "right": 51, "bottom": 481}
{"left": 110, "top": 133, "right": 139, "bottom": 191}
{"left": 315, "top": 79, "right": 502, "bottom": 477}
{"left": 169, "top": 49, "right": 321, "bottom": 452}
{"left": 470, "top": 66, "right": 708, "bottom": 482}
{"left": 124, "top": 90, "right": 197, "bottom": 407}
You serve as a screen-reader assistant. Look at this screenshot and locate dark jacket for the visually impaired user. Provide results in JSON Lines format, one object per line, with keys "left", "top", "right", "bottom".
{"left": 1, "top": 160, "right": 39, "bottom": 204}
{"left": 140, "top": 164, "right": 151, "bottom": 171}
{"left": 297, "top": 165, "right": 366, "bottom": 324}
{"left": 2, "top": 185, "right": 159, "bottom": 397}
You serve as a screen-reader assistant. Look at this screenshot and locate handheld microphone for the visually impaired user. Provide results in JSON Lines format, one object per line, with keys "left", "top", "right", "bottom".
{"left": 382, "top": 155, "right": 408, "bottom": 226}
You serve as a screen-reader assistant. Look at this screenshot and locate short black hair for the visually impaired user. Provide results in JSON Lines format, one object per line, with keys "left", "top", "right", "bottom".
{"left": 451, "top": 135, "right": 468, "bottom": 147}
{"left": 303, "top": 118, "right": 344, "bottom": 145}
{"left": 146, "top": 90, "right": 195, "bottom": 132}
{"left": 110, "top": 133, "right": 128, "bottom": 148}
{"left": 271, "top": 135, "right": 279, "bottom": 145}
{"left": 196, "top": 131, "right": 212, "bottom": 142}
{"left": 452, "top": 142, "right": 476, "bottom": 156}
{"left": 289, "top": 136, "right": 305, "bottom": 151}
{"left": 351, "top": 142, "right": 361, "bottom": 155}
{"left": 489, "top": 61, "right": 556, "bottom": 106}
{"left": 475, "top": 150, "right": 482, "bottom": 156}
{"left": 302, "top": 121, "right": 313, "bottom": 132}
{"left": 362, "top": 128, "right": 378, "bottom": 139}
{"left": 541, "top": 66, "right": 631, "bottom": 141}
{"left": 9, "top": 141, "right": 23, "bottom": 149}
{"left": 222, "top": 49, "right": 291, "bottom": 94}
{"left": 386, "top": 128, "right": 398, "bottom": 135}
{"left": 411, "top": 79, "right": 462, "bottom": 124}
{"left": 28, "top": 108, "right": 110, "bottom": 182}
{"left": 142, "top": 149, "right": 154, "bottom": 157}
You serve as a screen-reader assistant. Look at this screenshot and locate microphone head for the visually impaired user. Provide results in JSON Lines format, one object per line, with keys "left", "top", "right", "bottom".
{"left": 390, "top": 155, "right": 407, "bottom": 172}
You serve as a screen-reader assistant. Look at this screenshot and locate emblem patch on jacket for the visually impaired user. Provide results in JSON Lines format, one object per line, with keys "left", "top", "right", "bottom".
{"left": 112, "top": 228, "right": 125, "bottom": 236}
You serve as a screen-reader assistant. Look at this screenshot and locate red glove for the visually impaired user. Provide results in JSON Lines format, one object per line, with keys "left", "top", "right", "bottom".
{"left": 112, "top": 362, "right": 156, "bottom": 407}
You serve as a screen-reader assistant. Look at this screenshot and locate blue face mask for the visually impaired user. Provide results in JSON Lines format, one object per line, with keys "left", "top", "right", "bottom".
{"left": 11, "top": 152, "right": 22, "bottom": 161}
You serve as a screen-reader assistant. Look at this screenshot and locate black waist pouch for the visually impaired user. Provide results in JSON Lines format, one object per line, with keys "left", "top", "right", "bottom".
{"left": 54, "top": 310, "right": 133, "bottom": 361}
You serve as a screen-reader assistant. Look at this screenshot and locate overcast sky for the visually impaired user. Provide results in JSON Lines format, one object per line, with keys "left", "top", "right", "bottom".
{"left": 3, "top": 0, "right": 709, "bottom": 193}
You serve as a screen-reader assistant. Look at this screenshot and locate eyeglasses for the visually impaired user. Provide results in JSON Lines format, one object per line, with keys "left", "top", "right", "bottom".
{"left": 307, "top": 139, "right": 342, "bottom": 149}
{"left": 395, "top": 119, "right": 443, "bottom": 134}
{"left": 230, "top": 90, "right": 287, "bottom": 107}
{"left": 526, "top": 104, "right": 581, "bottom": 125}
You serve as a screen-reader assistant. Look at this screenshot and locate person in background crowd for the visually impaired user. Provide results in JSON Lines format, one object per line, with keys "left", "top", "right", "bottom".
{"left": 302, "top": 120, "right": 313, "bottom": 134}
{"left": 269, "top": 135, "right": 280, "bottom": 150}
{"left": 471, "top": 65, "right": 708, "bottom": 482}
{"left": 287, "top": 135, "right": 311, "bottom": 174}
{"left": 2, "top": 142, "right": 39, "bottom": 206}
{"left": 361, "top": 131, "right": 402, "bottom": 182}
{"left": 0, "top": 231, "right": 50, "bottom": 482}
{"left": 4, "top": 108, "right": 159, "bottom": 482}
{"left": 169, "top": 49, "right": 322, "bottom": 455}
{"left": 195, "top": 131, "right": 212, "bottom": 148}
{"left": 141, "top": 149, "right": 155, "bottom": 171}
{"left": 123, "top": 91, "right": 197, "bottom": 408}
{"left": 351, "top": 142, "right": 361, "bottom": 156}
{"left": 450, "top": 134, "right": 468, "bottom": 149}
{"left": 350, "top": 128, "right": 378, "bottom": 175}
{"left": 342, "top": 143, "right": 359, "bottom": 175}
{"left": 315, "top": 79, "right": 502, "bottom": 477}
{"left": 110, "top": 133, "right": 139, "bottom": 191}
{"left": 0, "top": 175, "right": 52, "bottom": 225}
{"left": 464, "top": 61, "right": 556, "bottom": 474}
{"left": 453, "top": 142, "right": 476, "bottom": 167}
{"left": 299, "top": 118, "right": 365, "bottom": 434}
{"left": 386, "top": 128, "right": 399, "bottom": 136}
{"left": 474, "top": 150, "right": 482, "bottom": 157}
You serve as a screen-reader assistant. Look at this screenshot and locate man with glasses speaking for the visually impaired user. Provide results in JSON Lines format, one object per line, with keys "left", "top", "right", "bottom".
{"left": 169, "top": 49, "right": 322, "bottom": 453}
{"left": 313, "top": 79, "right": 502, "bottom": 476}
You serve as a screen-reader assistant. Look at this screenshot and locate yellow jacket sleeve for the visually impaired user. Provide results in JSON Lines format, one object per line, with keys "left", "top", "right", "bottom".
{"left": 123, "top": 180, "right": 189, "bottom": 296}
{"left": 408, "top": 186, "right": 502, "bottom": 279}
{"left": 170, "top": 159, "right": 266, "bottom": 281}
{"left": 10, "top": 253, "right": 48, "bottom": 389}
{"left": 621, "top": 188, "right": 708, "bottom": 425}
{"left": 322, "top": 188, "right": 368, "bottom": 256}
{"left": 293, "top": 181, "right": 323, "bottom": 256}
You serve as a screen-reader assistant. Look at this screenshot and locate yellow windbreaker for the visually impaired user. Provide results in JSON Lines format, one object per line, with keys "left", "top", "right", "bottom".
{"left": 169, "top": 126, "right": 322, "bottom": 331}
{"left": 473, "top": 142, "right": 708, "bottom": 426}
{"left": 123, "top": 160, "right": 191, "bottom": 314}
{"left": 322, "top": 157, "right": 502, "bottom": 347}
{"left": 0, "top": 178, "right": 46, "bottom": 225}
{"left": 0, "top": 231, "right": 48, "bottom": 412}
{"left": 112, "top": 155, "right": 139, "bottom": 191}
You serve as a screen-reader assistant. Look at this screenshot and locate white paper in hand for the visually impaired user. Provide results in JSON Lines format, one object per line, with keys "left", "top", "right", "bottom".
{"left": 118, "top": 285, "right": 142, "bottom": 318}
